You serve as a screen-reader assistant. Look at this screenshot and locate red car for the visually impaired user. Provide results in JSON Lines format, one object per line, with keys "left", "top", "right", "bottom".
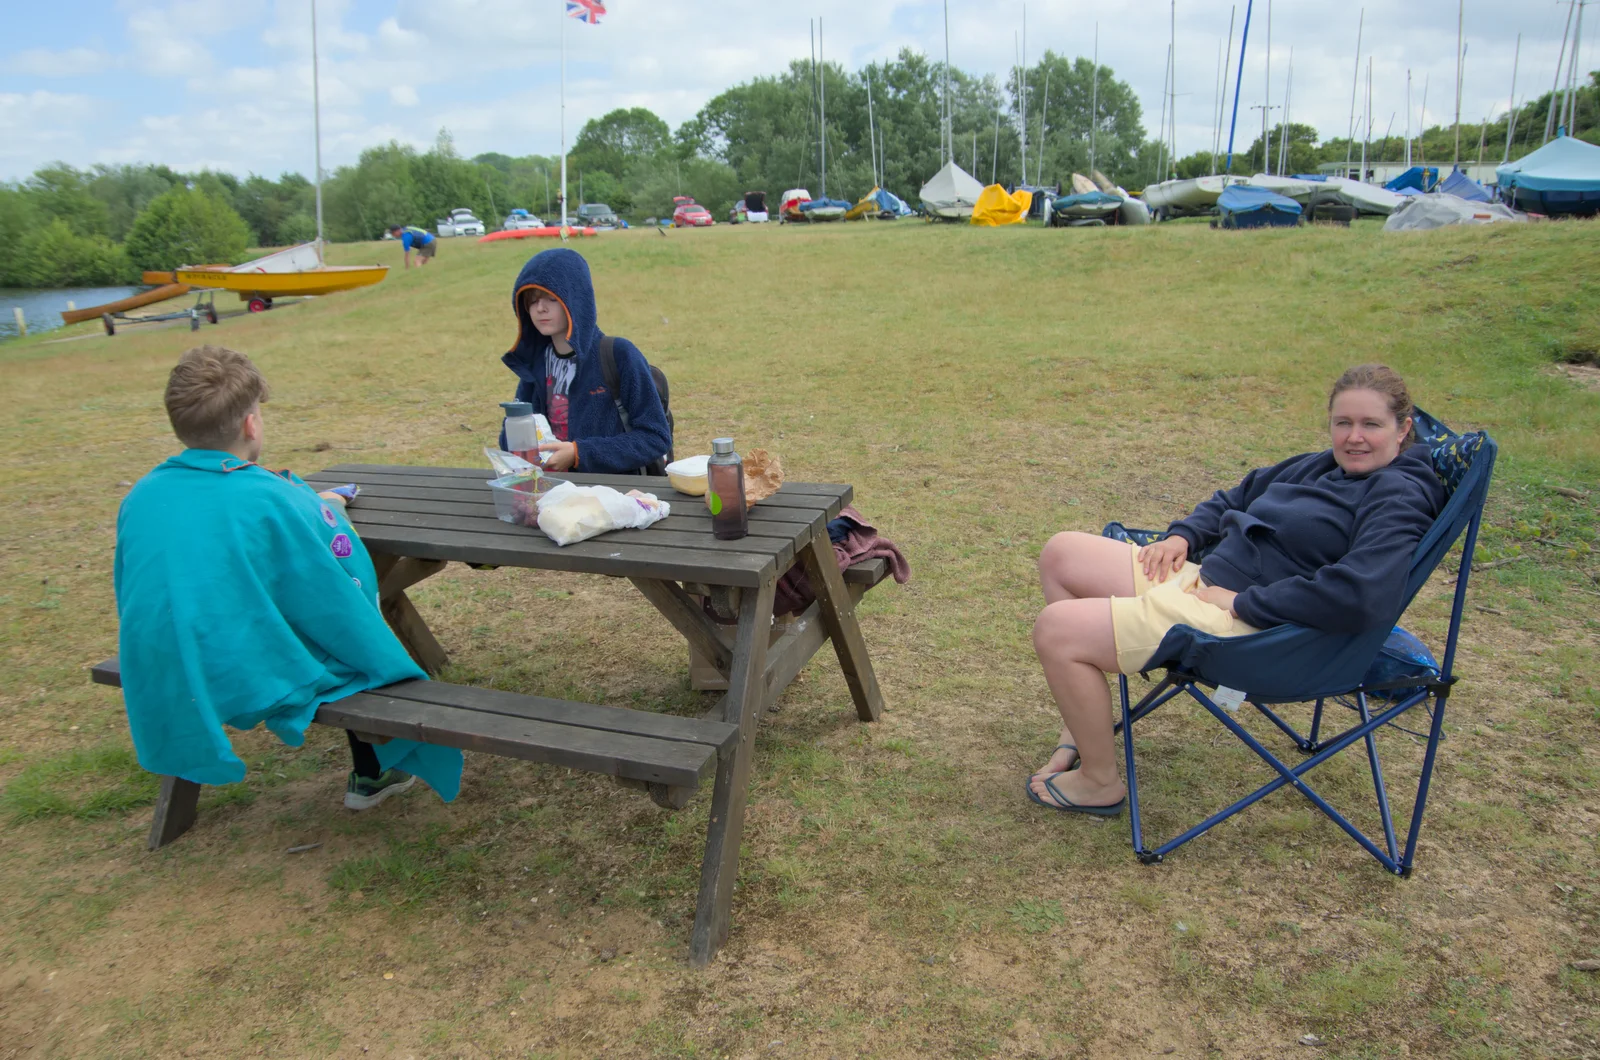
{"left": 672, "top": 199, "right": 715, "bottom": 227}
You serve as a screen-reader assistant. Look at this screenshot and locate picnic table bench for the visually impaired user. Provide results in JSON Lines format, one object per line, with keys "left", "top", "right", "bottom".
{"left": 93, "top": 464, "right": 890, "bottom": 964}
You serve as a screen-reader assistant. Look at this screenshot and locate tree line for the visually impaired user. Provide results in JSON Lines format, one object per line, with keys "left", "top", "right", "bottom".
{"left": 1, "top": 52, "right": 1593, "bottom": 288}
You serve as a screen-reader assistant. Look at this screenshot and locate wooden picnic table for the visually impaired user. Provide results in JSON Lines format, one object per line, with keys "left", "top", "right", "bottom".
{"left": 296, "top": 463, "right": 888, "bottom": 962}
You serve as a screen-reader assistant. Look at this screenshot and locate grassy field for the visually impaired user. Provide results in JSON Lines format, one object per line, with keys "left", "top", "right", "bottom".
{"left": 1, "top": 217, "right": 1598, "bottom": 1059}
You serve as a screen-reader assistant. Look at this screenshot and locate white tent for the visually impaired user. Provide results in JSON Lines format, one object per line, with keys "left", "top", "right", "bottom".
{"left": 919, "top": 161, "right": 986, "bottom": 220}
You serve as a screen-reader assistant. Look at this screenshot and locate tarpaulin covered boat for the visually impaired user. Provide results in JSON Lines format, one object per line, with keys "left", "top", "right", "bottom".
{"left": 1496, "top": 134, "right": 1600, "bottom": 217}
{"left": 919, "top": 162, "right": 986, "bottom": 221}
{"left": 1215, "top": 184, "right": 1303, "bottom": 228}
{"left": 1048, "top": 190, "right": 1122, "bottom": 225}
{"left": 970, "top": 184, "right": 1033, "bottom": 226}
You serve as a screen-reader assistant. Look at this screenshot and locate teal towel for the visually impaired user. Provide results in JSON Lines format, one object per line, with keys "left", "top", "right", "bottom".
{"left": 113, "top": 450, "right": 463, "bottom": 800}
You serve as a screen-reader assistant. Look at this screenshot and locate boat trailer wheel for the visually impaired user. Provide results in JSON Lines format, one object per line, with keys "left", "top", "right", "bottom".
{"left": 247, "top": 298, "right": 269, "bottom": 313}
{"left": 206, "top": 303, "right": 219, "bottom": 325}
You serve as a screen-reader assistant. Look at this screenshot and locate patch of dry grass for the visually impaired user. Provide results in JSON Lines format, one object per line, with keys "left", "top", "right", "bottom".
{"left": 2, "top": 220, "right": 1598, "bottom": 1058}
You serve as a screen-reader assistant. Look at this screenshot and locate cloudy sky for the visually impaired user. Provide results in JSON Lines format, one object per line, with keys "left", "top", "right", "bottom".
{"left": 1, "top": 0, "right": 1582, "bottom": 183}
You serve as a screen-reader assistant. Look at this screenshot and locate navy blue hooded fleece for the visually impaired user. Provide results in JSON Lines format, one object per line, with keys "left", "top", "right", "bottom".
{"left": 1164, "top": 443, "right": 1446, "bottom": 634}
{"left": 499, "top": 248, "right": 671, "bottom": 473}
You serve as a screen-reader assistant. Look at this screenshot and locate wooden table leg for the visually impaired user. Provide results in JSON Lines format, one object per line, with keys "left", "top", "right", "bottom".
{"left": 689, "top": 578, "right": 776, "bottom": 966}
{"left": 148, "top": 776, "right": 201, "bottom": 850}
{"left": 798, "top": 533, "right": 885, "bottom": 722}
{"left": 371, "top": 556, "right": 450, "bottom": 675}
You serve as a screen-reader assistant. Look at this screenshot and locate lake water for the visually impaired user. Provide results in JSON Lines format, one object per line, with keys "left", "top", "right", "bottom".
{"left": 0, "top": 286, "right": 143, "bottom": 340}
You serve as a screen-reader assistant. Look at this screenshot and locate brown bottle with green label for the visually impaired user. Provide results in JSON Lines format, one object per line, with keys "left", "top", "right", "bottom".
{"left": 706, "top": 437, "right": 748, "bottom": 540}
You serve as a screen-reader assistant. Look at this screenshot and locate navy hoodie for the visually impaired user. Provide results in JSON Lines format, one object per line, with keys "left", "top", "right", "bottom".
{"left": 1164, "top": 444, "right": 1446, "bottom": 634}
{"left": 499, "top": 248, "right": 671, "bottom": 474}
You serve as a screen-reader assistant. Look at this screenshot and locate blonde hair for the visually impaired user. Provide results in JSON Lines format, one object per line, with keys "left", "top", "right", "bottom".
{"left": 164, "top": 345, "right": 270, "bottom": 450}
{"left": 1328, "top": 364, "right": 1416, "bottom": 444}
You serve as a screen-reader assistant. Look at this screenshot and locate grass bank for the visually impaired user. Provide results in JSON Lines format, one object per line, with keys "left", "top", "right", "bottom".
{"left": 2, "top": 219, "right": 1597, "bottom": 1058}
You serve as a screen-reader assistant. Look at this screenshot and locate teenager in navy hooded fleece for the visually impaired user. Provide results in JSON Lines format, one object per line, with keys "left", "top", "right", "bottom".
{"left": 498, "top": 248, "right": 671, "bottom": 474}
{"left": 1023, "top": 365, "right": 1448, "bottom": 818}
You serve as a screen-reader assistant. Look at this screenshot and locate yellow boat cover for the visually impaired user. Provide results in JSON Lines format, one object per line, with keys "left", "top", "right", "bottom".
{"left": 970, "top": 185, "right": 1033, "bottom": 226}
{"left": 844, "top": 188, "right": 881, "bottom": 221}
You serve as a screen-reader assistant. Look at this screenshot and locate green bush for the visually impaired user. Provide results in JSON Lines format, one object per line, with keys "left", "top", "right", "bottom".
{"left": 123, "top": 185, "right": 252, "bottom": 271}
{"left": 13, "top": 218, "right": 134, "bottom": 287}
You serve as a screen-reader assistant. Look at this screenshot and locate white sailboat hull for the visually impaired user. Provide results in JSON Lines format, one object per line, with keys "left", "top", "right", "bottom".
{"left": 1325, "top": 177, "right": 1406, "bottom": 215}
{"left": 1142, "top": 175, "right": 1228, "bottom": 216}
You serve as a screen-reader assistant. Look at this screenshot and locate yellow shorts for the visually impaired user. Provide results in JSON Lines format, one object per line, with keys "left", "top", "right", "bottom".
{"left": 1109, "top": 543, "right": 1260, "bottom": 674}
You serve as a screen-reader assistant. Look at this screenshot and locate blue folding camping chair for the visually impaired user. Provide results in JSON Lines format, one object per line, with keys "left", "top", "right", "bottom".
{"left": 1104, "top": 410, "right": 1496, "bottom": 875}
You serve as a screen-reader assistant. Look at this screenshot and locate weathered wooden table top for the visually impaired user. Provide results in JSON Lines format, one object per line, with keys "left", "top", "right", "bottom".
{"left": 304, "top": 464, "right": 852, "bottom": 587}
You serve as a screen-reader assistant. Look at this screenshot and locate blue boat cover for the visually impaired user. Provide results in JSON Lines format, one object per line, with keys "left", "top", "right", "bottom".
{"left": 798, "top": 197, "right": 852, "bottom": 212}
{"left": 869, "top": 188, "right": 913, "bottom": 215}
{"left": 1218, "top": 184, "right": 1303, "bottom": 216}
{"left": 1385, "top": 166, "right": 1439, "bottom": 193}
{"left": 1496, "top": 134, "right": 1600, "bottom": 192}
{"left": 1053, "top": 191, "right": 1123, "bottom": 209}
{"left": 1439, "top": 169, "right": 1490, "bottom": 202}
{"left": 1290, "top": 173, "right": 1329, "bottom": 182}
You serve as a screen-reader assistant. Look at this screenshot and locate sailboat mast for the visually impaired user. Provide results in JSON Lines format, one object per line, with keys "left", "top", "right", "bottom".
{"left": 1156, "top": 42, "right": 1171, "bottom": 182}
{"left": 1453, "top": 0, "right": 1464, "bottom": 167}
{"left": 1224, "top": 0, "right": 1254, "bottom": 176}
{"left": 1566, "top": 2, "right": 1587, "bottom": 133}
{"left": 1216, "top": 6, "right": 1236, "bottom": 174}
{"left": 310, "top": 0, "right": 324, "bottom": 262}
{"left": 866, "top": 66, "right": 878, "bottom": 187}
{"left": 1280, "top": 47, "right": 1293, "bottom": 174}
{"left": 1547, "top": 0, "right": 1578, "bottom": 143}
{"left": 1264, "top": 0, "right": 1272, "bottom": 175}
{"left": 1419, "top": 74, "right": 1429, "bottom": 168}
{"left": 1168, "top": 0, "right": 1177, "bottom": 174}
{"left": 1039, "top": 65, "right": 1051, "bottom": 185}
{"left": 819, "top": 18, "right": 827, "bottom": 198}
{"left": 1021, "top": 6, "right": 1028, "bottom": 185}
{"left": 1362, "top": 57, "right": 1371, "bottom": 179}
{"left": 1405, "top": 69, "right": 1412, "bottom": 167}
{"left": 1505, "top": 34, "right": 1520, "bottom": 161}
{"left": 943, "top": 0, "right": 951, "bottom": 164}
{"left": 1090, "top": 24, "right": 1100, "bottom": 176}
{"left": 1210, "top": 39, "right": 1223, "bottom": 175}
{"left": 1345, "top": 7, "right": 1363, "bottom": 176}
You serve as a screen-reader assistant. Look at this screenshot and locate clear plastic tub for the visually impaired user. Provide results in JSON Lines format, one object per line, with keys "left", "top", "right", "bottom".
{"left": 487, "top": 472, "right": 564, "bottom": 526}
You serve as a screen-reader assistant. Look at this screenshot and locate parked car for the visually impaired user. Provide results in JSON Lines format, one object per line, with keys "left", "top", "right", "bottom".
{"left": 503, "top": 209, "right": 544, "bottom": 231}
{"left": 436, "top": 208, "right": 486, "bottom": 237}
{"left": 672, "top": 198, "right": 715, "bottom": 227}
{"left": 575, "top": 203, "right": 620, "bottom": 228}
{"left": 729, "top": 190, "right": 769, "bottom": 223}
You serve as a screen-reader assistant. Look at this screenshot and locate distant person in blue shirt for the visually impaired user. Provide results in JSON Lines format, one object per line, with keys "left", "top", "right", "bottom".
{"left": 1024, "top": 365, "right": 1446, "bottom": 818}
{"left": 388, "top": 223, "right": 437, "bottom": 268}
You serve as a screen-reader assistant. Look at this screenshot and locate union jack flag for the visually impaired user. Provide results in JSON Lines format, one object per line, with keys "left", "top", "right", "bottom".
{"left": 566, "top": 0, "right": 605, "bottom": 24}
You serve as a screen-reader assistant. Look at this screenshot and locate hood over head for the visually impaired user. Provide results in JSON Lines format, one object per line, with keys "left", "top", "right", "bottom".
{"left": 503, "top": 248, "right": 600, "bottom": 374}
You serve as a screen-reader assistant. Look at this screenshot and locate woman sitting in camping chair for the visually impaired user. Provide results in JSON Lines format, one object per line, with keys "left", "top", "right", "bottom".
{"left": 1027, "top": 365, "right": 1447, "bottom": 817}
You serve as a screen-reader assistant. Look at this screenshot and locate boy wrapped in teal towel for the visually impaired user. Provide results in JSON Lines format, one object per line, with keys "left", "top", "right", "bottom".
{"left": 114, "top": 345, "right": 462, "bottom": 808}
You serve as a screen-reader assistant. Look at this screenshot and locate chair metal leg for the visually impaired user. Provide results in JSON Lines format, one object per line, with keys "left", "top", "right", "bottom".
{"left": 1253, "top": 700, "right": 1315, "bottom": 752}
{"left": 1119, "top": 676, "right": 1156, "bottom": 861}
{"left": 1308, "top": 697, "right": 1327, "bottom": 747}
{"left": 1356, "top": 692, "right": 1400, "bottom": 862}
{"left": 1400, "top": 688, "right": 1450, "bottom": 876}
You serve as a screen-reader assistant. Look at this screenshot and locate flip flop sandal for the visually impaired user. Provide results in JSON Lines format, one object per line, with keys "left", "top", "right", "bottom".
{"left": 1028, "top": 744, "right": 1081, "bottom": 786}
{"left": 1024, "top": 772, "right": 1126, "bottom": 818}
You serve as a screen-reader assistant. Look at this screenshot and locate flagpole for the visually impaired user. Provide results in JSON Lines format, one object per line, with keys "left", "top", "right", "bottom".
{"left": 560, "top": 1, "right": 568, "bottom": 235}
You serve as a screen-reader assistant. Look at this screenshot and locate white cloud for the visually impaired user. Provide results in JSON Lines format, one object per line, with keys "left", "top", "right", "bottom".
{"left": 390, "top": 84, "right": 419, "bottom": 106}
{"left": 8, "top": 48, "right": 115, "bottom": 78}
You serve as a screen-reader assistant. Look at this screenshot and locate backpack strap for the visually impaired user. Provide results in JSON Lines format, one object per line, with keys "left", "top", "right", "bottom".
{"left": 598, "top": 335, "right": 633, "bottom": 432}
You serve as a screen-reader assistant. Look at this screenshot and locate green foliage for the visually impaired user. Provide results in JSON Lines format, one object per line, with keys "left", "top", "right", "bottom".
{"left": 233, "top": 172, "right": 316, "bottom": 247}
{"left": 1, "top": 744, "right": 158, "bottom": 821}
{"left": 13, "top": 218, "right": 133, "bottom": 286}
{"left": 0, "top": 187, "right": 39, "bottom": 286}
{"left": 26, "top": 164, "right": 112, "bottom": 239}
{"left": 87, "top": 163, "right": 183, "bottom": 241}
{"left": 123, "top": 185, "right": 252, "bottom": 271}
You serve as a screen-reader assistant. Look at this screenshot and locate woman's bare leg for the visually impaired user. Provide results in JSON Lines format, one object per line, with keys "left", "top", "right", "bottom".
{"left": 1030, "top": 598, "right": 1127, "bottom": 807}
{"left": 1039, "top": 531, "right": 1138, "bottom": 604}
{"left": 1033, "top": 532, "right": 1138, "bottom": 774}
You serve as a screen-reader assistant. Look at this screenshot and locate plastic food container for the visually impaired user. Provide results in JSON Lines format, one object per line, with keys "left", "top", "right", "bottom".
{"left": 665, "top": 455, "right": 710, "bottom": 496}
{"left": 487, "top": 472, "right": 564, "bottom": 526}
